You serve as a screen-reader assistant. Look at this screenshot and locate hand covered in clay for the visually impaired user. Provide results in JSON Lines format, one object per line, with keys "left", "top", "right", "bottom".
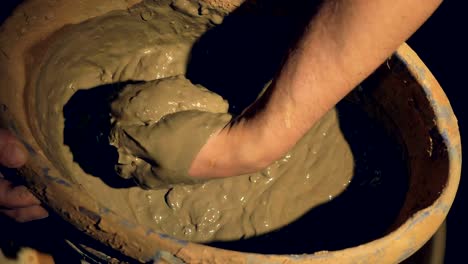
{"left": 109, "top": 76, "right": 232, "bottom": 189}
{"left": 188, "top": 0, "right": 443, "bottom": 179}
{"left": 0, "top": 129, "right": 48, "bottom": 222}
{"left": 111, "top": 111, "right": 231, "bottom": 189}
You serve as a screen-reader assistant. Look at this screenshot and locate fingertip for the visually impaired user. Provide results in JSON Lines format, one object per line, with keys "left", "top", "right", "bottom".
{"left": 0, "top": 130, "right": 28, "bottom": 168}
{"left": 34, "top": 206, "right": 49, "bottom": 220}
{"left": 6, "top": 143, "right": 28, "bottom": 168}
{"left": 0, "top": 138, "right": 28, "bottom": 168}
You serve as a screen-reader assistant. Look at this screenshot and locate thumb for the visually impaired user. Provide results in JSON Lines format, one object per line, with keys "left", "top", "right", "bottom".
{"left": 0, "top": 129, "right": 28, "bottom": 168}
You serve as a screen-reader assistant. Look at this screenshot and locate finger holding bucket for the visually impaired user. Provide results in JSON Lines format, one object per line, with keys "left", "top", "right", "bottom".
{"left": 0, "top": 129, "right": 48, "bottom": 222}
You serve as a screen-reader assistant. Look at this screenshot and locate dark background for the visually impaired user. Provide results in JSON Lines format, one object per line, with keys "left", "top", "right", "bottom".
{"left": 1, "top": 0, "right": 467, "bottom": 263}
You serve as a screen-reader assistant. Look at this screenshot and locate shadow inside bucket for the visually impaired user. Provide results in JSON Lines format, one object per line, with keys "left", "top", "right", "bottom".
{"left": 63, "top": 82, "right": 138, "bottom": 189}
{"left": 186, "top": 15, "right": 290, "bottom": 114}
{"left": 208, "top": 100, "right": 409, "bottom": 254}
{"left": 186, "top": 0, "right": 321, "bottom": 115}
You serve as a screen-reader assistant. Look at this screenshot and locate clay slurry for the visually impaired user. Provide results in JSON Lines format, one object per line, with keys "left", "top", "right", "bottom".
{"left": 33, "top": 0, "right": 407, "bottom": 250}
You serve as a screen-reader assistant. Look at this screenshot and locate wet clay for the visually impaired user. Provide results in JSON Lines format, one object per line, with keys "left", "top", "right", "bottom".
{"left": 30, "top": 0, "right": 353, "bottom": 242}
{"left": 109, "top": 76, "right": 232, "bottom": 188}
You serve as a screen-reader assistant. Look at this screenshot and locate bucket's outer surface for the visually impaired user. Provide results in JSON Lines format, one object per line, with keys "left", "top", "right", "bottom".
{"left": 0, "top": 0, "right": 461, "bottom": 263}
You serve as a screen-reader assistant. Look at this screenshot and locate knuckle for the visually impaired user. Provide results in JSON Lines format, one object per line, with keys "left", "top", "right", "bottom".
{"left": 15, "top": 186, "right": 31, "bottom": 199}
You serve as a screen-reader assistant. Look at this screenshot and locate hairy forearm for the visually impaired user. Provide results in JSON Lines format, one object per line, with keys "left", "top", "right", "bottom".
{"left": 246, "top": 0, "right": 442, "bottom": 160}
{"left": 190, "top": 0, "right": 443, "bottom": 178}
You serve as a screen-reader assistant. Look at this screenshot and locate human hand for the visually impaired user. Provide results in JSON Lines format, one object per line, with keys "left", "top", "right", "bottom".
{"left": 0, "top": 129, "right": 48, "bottom": 222}
{"left": 189, "top": 0, "right": 443, "bottom": 179}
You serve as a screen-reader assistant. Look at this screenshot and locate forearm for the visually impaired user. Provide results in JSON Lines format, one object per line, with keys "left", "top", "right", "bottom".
{"left": 190, "top": 0, "right": 442, "bottom": 178}
{"left": 245, "top": 0, "right": 443, "bottom": 162}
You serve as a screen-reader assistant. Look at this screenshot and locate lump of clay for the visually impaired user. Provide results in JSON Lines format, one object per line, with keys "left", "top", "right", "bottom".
{"left": 110, "top": 75, "right": 232, "bottom": 189}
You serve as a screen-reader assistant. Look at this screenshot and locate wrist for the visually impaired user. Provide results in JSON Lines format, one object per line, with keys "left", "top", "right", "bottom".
{"left": 188, "top": 117, "right": 277, "bottom": 179}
